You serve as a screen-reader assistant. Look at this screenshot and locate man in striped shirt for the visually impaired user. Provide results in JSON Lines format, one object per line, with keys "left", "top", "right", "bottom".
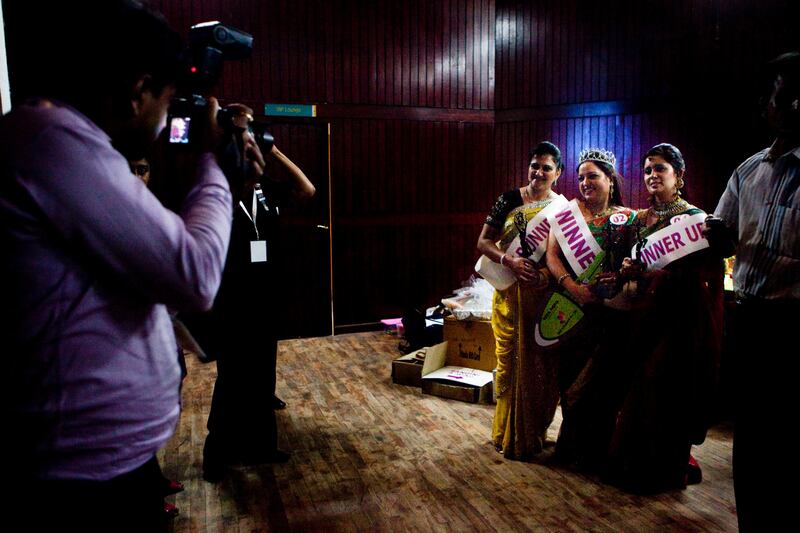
{"left": 712, "top": 51, "right": 800, "bottom": 533}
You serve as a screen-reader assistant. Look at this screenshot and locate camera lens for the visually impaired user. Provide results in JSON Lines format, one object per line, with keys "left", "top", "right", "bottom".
{"left": 250, "top": 123, "right": 275, "bottom": 154}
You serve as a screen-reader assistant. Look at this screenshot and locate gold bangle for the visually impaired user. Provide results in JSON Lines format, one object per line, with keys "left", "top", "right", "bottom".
{"left": 557, "top": 273, "right": 572, "bottom": 286}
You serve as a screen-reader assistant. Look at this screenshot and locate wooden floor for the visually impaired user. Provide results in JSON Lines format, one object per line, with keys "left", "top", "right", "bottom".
{"left": 160, "top": 332, "right": 738, "bottom": 532}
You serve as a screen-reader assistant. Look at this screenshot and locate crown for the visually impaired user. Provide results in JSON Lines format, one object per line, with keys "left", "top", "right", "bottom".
{"left": 579, "top": 148, "right": 616, "bottom": 169}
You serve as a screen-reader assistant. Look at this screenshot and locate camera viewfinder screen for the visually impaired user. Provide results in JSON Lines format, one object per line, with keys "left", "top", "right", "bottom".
{"left": 169, "top": 116, "right": 191, "bottom": 144}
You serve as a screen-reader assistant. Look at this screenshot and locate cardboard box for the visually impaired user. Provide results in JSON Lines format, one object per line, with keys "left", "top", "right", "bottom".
{"left": 443, "top": 316, "right": 497, "bottom": 372}
{"left": 421, "top": 379, "right": 493, "bottom": 404}
{"left": 419, "top": 341, "right": 494, "bottom": 404}
{"left": 391, "top": 353, "right": 425, "bottom": 387}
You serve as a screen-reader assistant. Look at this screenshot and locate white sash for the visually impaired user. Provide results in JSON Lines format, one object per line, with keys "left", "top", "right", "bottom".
{"left": 632, "top": 212, "right": 709, "bottom": 270}
{"left": 548, "top": 199, "right": 603, "bottom": 277}
{"left": 475, "top": 194, "right": 568, "bottom": 290}
{"left": 509, "top": 194, "right": 569, "bottom": 262}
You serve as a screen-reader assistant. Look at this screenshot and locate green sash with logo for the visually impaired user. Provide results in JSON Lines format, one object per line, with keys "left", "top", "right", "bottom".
{"left": 534, "top": 250, "right": 605, "bottom": 347}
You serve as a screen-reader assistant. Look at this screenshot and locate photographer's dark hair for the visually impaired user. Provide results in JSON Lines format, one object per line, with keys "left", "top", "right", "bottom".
{"left": 530, "top": 141, "right": 563, "bottom": 170}
{"left": 768, "top": 51, "right": 800, "bottom": 85}
{"left": 5, "top": 0, "right": 183, "bottom": 118}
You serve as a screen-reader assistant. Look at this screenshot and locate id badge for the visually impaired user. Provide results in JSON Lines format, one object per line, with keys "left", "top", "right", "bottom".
{"left": 250, "top": 240, "right": 267, "bottom": 263}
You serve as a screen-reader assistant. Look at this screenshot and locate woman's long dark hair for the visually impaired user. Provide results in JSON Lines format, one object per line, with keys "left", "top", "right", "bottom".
{"left": 578, "top": 159, "right": 626, "bottom": 207}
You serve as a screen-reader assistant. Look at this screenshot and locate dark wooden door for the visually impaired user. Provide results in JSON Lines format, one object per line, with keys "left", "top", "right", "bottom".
{"left": 264, "top": 121, "right": 332, "bottom": 338}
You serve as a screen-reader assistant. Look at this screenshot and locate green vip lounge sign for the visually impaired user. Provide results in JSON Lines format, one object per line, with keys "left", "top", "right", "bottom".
{"left": 264, "top": 103, "right": 317, "bottom": 117}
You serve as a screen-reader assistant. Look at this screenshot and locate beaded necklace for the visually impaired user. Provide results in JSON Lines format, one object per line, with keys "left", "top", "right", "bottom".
{"left": 651, "top": 196, "right": 689, "bottom": 218}
{"left": 591, "top": 207, "right": 613, "bottom": 218}
{"left": 584, "top": 201, "right": 612, "bottom": 219}
{"left": 522, "top": 186, "right": 555, "bottom": 208}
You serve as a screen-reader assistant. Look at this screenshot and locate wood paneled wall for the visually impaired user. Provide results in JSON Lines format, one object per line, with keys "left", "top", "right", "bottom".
{"left": 496, "top": 0, "right": 797, "bottom": 111}
{"left": 152, "top": 0, "right": 797, "bottom": 330}
{"left": 495, "top": 112, "right": 724, "bottom": 211}
{"left": 496, "top": 0, "right": 720, "bottom": 109}
{"left": 495, "top": 0, "right": 799, "bottom": 212}
{"left": 154, "top": 0, "right": 496, "bottom": 328}
{"left": 330, "top": 119, "right": 494, "bottom": 322}
{"left": 158, "top": 0, "right": 494, "bottom": 110}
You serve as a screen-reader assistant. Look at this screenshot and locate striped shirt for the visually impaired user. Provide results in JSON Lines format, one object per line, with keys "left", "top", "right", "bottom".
{"left": 714, "top": 143, "right": 800, "bottom": 300}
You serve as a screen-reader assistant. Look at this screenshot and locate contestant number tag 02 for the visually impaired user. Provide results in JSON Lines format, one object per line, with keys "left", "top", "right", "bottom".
{"left": 250, "top": 240, "right": 267, "bottom": 263}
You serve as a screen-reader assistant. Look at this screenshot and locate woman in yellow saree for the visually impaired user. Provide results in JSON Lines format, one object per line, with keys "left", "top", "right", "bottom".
{"left": 477, "top": 141, "right": 567, "bottom": 459}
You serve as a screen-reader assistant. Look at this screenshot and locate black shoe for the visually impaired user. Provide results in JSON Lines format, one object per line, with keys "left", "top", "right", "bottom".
{"left": 240, "top": 449, "right": 291, "bottom": 466}
{"left": 202, "top": 461, "right": 226, "bottom": 483}
{"left": 273, "top": 396, "right": 287, "bottom": 410}
{"left": 687, "top": 455, "right": 703, "bottom": 485}
{"left": 202, "top": 432, "right": 228, "bottom": 483}
{"left": 269, "top": 449, "right": 291, "bottom": 463}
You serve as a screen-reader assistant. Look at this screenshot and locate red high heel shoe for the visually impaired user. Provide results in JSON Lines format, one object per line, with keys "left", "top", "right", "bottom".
{"left": 163, "top": 501, "right": 179, "bottom": 518}
{"left": 687, "top": 455, "right": 702, "bottom": 485}
{"left": 163, "top": 479, "right": 184, "bottom": 496}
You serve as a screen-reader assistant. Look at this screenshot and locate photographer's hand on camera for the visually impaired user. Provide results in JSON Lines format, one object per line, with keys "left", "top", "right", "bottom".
{"left": 225, "top": 129, "right": 267, "bottom": 201}
{"left": 243, "top": 129, "right": 266, "bottom": 179}
{"left": 215, "top": 104, "right": 268, "bottom": 196}
{"left": 199, "top": 96, "right": 225, "bottom": 155}
{"left": 156, "top": 96, "right": 228, "bottom": 206}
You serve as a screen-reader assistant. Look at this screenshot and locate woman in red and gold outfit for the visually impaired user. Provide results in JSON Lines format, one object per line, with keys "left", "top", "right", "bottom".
{"left": 545, "top": 148, "right": 638, "bottom": 470}
{"left": 605, "top": 143, "right": 722, "bottom": 493}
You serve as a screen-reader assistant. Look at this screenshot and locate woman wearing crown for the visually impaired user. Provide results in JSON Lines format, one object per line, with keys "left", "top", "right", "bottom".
{"left": 477, "top": 141, "right": 569, "bottom": 460}
{"left": 604, "top": 143, "right": 723, "bottom": 493}
{"left": 545, "top": 147, "right": 638, "bottom": 470}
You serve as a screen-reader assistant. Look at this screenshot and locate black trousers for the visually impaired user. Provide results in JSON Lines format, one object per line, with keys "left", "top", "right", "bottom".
{"left": 732, "top": 298, "right": 799, "bottom": 532}
{"left": 205, "top": 332, "right": 279, "bottom": 461}
{"left": 7, "top": 456, "right": 167, "bottom": 533}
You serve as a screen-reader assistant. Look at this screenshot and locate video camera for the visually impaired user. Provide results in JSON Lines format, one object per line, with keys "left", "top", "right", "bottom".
{"left": 167, "top": 21, "right": 274, "bottom": 154}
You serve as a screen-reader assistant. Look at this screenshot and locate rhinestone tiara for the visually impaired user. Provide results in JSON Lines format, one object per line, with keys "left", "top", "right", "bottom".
{"left": 579, "top": 148, "right": 616, "bottom": 169}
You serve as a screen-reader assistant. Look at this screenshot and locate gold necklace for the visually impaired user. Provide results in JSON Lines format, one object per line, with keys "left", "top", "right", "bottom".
{"left": 586, "top": 202, "right": 612, "bottom": 218}
{"left": 652, "top": 196, "right": 688, "bottom": 218}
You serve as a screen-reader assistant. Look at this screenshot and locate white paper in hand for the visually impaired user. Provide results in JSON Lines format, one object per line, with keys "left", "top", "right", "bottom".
{"left": 475, "top": 255, "right": 515, "bottom": 290}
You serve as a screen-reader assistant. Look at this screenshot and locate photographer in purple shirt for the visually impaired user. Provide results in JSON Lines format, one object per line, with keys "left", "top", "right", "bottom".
{"left": 0, "top": 1, "right": 232, "bottom": 530}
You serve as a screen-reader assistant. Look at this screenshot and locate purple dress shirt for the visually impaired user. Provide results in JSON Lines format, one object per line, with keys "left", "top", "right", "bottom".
{"left": 0, "top": 101, "right": 232, "bottom": 480}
